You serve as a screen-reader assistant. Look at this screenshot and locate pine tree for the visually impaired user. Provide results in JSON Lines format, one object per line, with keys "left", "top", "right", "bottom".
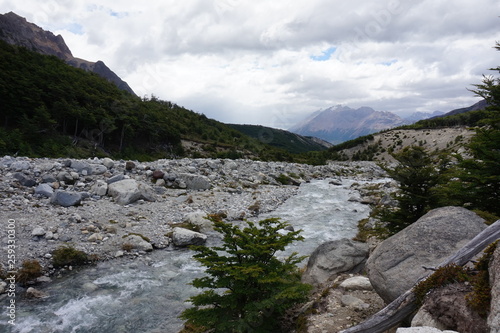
{"left": 180, "top": 218, "right": 312, "bottom": 333}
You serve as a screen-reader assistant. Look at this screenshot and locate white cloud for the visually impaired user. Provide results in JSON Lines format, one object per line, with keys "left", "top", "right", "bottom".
{"left": 1, "top": 0, "right": 499, "bottom": 128}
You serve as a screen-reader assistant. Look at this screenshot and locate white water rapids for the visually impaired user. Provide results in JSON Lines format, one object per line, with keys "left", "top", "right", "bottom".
{"left": 2, "top": 177, "right": 384, "bottom": 333}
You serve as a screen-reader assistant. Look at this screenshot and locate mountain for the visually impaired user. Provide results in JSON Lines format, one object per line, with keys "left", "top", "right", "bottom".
{"left": 289, "top": 105, "right": 406, "bottom": 144}
{"left": 0, "top": 11, "right": 135, "bottom": 94}
{"left": 228, "top": 124, "right": 332, "bottom": 154}
{"left": 432, "top": 99, "right": 488, "bottom": 118}
{"left": 403, "top": 110, "right": 444, "bottom": 122}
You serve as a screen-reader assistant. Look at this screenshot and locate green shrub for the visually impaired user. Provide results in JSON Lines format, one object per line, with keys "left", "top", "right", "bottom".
{"left": 52, "top": 246, "right": 89, "bottom": 268}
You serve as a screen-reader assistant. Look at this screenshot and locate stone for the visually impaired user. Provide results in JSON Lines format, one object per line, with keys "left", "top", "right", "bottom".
{"left": 412, "top": 308, "right": 448, "bottom": 331}
{"left": 488, "top": 245, "right": 500, "bottom": 333}
{"left": 35, "top": 183, "right": 53, "bottom": 197}
{"left": 366, "top": 207, "right": 487, "bottom": 303}
{"left": 82, "top": 282, "right": 99, "bottom": 292}
{"left": 10, "top": 160, "right": 30, "bottom": 171}
{"left": 26, "top": 287, "right": 49, "bottom": 299}
{"left": 177, "top": 173, "right": 211, "bottom": 190}
{"left": 152, "top": 170, "right": 165, "bottom": 179}
{"left": 31, "top": 227, "right": 46, "bottom": 237}
{"left": 183, "top": 210, "right": 213, "bottom": 232}
{"left": 125, "top": 161, "right": 136, "bottom": 170}
{"left": 41, "top": 174, "right": 57, "bottom": 183}
{"left": 123, "top": 235, "right": 153, "bottom": 252}
{"left": 91, "top": 164, "right": 108, "bottom": 175}
{"left": 87, "top": 233, "right": 103, "bottom": 242}
{"left": 91, "top": 180, "right": 108, "bottom": 196}
{"left": 107, "top": 179, "right": 156, "bottom": 205}
{"left": 107, "top": 174, "right": 126, "bottom": 184}
{"left": 70, "top": 160, "right": 92, "bottom": 175}
{"left": 339, "top": 276, "right": 373, "bottom": 291}
{"left": 13, "top": 172, "right": 36, "bottom": 187}
{"left": 302, "top": 238, "right": 369, "bottom": 286}
{"left": 36, "top": 276, "right": 52, "bottom": 284}
{"left": 50, "top": 190, "right": 82, "bottom": 207}
{"left": 45, "top": 231, "right": 54, "bottom": 240}
{"left": 0, "top": 281, "right": 6, "bottom": 294}
{"left": 396, "top": 328, "right": 459, "bottom": 333}
{"left": 102, "top": 157, "right": 114, "bottom": 169}
{"left": 340, "top": 294, "right": 369, "bottom": 310}
{"left": 419, "top": 283, "right": 488, "bottom": 333}
{"left": 172, "top": 227, "right": 208, "bottom": 247}
{"left": 56, "top": 171, "right": 75, "bottom": 184}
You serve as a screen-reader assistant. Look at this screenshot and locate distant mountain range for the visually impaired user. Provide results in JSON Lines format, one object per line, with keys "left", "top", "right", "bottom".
{"left": 0, "top": 12, "right": 135, "bottom": 94}
{"left": 288, "top": 104, "right": 483, "bottom": 144}
{"left": 289, "top": 105, "right": 407, "bottom": 144}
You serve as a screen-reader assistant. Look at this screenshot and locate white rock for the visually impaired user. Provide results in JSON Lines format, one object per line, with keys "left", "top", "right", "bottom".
{"left": 31, "top": 227, "right": 46, "bottom": 237}
{"left": 91, "top": 180, "right": 108, "bottom": 196}
{"left": 123, "top": 235, "right": 153, "bottom": 252}
{"left": 172, "top": 227, "right": 207, "bottom": 247}
{"left": 26, "top": 287, "right": 49, "bottom": 299}
{"left": 339, "top": 276, "right": 373, "bottom": 291}
{"left": 102, "top": 157, "right": 114, "bottom": 169}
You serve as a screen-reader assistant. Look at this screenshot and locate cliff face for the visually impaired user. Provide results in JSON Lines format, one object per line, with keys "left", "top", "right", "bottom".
{"left": 0, "top": 11, "right": 135, "bottom": 95}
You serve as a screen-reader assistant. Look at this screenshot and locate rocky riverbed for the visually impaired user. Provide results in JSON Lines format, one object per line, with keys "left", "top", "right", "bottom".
{"left": 0, "top": 156, "right": 388, "bottom": 275}
{"left": 0, "top": 156, "right": 392, "bottom": 332}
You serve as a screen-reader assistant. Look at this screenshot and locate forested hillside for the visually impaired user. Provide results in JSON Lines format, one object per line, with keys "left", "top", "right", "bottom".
{"left": 0, "top": 40, "right": 298, "bottom": 161}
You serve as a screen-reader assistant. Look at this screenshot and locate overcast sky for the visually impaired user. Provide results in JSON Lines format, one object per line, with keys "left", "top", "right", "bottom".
{"left": 1, "top": 0, "right": 499, "bottom": 128}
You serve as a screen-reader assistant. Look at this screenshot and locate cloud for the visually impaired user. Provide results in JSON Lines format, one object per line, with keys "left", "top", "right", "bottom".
{"left": 1, "top": 0, "right": 499, "bottom": 128}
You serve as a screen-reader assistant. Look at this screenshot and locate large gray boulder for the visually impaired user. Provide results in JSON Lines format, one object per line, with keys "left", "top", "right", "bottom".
{"left": 172, "top": 227, "right": 207, "bottom": 247}
{"left": 366, "top": 207, "right": 486, "bottom": 303}
{"left": 107, "top": 179, "right": 156, "bottom": 205}
{"left": 489, "top": 244, "right": 500, "bottom": 333}
{"left": 122, "top": 235, "right": 153, "bottom": 252}
{"left": 302, "top": 238, "right": 369, "bottom": 286}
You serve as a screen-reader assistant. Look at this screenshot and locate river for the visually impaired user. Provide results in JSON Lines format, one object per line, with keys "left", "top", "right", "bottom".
{"left": 2, "top": 177, "right": 382, "bottom": 333}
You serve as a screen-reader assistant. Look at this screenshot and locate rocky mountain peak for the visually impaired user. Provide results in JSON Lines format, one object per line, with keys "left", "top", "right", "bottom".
{"left": 0, "top": 11, "right": 135, "bottom": 95}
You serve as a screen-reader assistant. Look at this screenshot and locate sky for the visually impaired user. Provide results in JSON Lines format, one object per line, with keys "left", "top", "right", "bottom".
{"left": 1, "top": 0, "right": 499, "bottom": 129}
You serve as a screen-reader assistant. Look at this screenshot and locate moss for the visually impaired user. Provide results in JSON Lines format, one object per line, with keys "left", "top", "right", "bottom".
{"left": 466, "top": 241, "right": 498, "bottom": 317}
{"left": 52, "top": 246, "right": 89, "bottom": 268}
{"left": 16, "top": 260, "right": 43, "bottom": 286}
{"left": 472, "top": 210, "right": 500, "bottom": 225}
{"left": 414, "top": 264, "right": 470, "bottom": 305}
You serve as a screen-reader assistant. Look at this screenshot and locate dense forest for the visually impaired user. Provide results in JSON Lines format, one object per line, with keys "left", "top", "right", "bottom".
{"left": 0, "top": 40, "right": 303, "bottom": 161}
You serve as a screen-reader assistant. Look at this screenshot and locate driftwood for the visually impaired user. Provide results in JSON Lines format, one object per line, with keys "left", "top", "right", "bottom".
{"left": 339, "top": 219, "right": 500, "bottom": 333}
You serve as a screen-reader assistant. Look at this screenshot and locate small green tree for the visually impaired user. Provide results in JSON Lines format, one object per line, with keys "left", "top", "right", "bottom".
{"left": 380, "top": 146, "right": 444, "bottom": 234}
{"left": 180, "top": 218, "right": 312, "bottom": 333}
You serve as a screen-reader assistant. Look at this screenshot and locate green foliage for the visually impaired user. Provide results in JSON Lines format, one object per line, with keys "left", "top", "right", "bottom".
{"left": 180, "top": 218, "right": 312, "bottom": 333}
{"left": 0, "top": 40, "right": 316, "bottom": 163}
{"left": 378, "top": 146, "right": 444, "bottom": 234}
{"left": 52, "top": 246, "right": 89, "bottom": 268}
{"left": 16, "top": 260, "right": 43, "bottom": 286}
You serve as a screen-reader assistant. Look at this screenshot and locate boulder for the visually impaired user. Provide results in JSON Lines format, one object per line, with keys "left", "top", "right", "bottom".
{"left": 302, "top": 238, "right": 369, "bottom": 286}
{"left": 172, "top": 227, "right": 207, "bottom": 247}
{"left": 56, "top": 171, "right": 76, "bottom": 185}
{"left": 107, "top": 174, "right": 126, "bottom": 184}
{"left": 489, "top": 245, "right": 500, "bottom": 333}
{"left": 50, "top": 190, "right": 82, "bottom": 207}
{"left": 70, "top": 160, "right": 93, "bottom": 175}
{"left": 418, "top": 283, "right": 488, "bottom": 333}
{"left": 31, "top": 227, "right": 46, "bottom": 237}
{"left": 102, "top": 157, "right": 114, "bottom": 169}
{"left": 10, "top": 160, "right": 30, "bottom": 171}
{"left": 366, "top": 207, "right": 486, "bottom": 303}
{"left": 35, "top": 183, "right": 53, "bottom": 197}
{"left": 177, "top": 173, "right": 211, "bottom": 190}
{"left": 107, "top": 179, "right": 156, "bottom": 205}
{"left": 123, "top": 235, "right": 153, "bottom": 252}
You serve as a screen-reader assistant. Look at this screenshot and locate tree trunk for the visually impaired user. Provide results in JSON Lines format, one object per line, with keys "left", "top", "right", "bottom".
{"left": 340, "top": 219, "right": 500, "bottom": 333}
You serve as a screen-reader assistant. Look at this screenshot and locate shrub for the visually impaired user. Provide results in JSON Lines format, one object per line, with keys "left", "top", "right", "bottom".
{"left": 52, "top": 246, "right": 89, "bottom": 268}
{"left": 16, "top": 260, "right": 43, "bottom": 286}
{"left": 180, "top": 218, "right": 312, "bottom": 333}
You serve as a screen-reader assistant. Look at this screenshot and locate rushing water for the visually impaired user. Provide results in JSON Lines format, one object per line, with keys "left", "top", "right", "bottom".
{"left": 2, "top": 178, "right": 380, "bottom": 333}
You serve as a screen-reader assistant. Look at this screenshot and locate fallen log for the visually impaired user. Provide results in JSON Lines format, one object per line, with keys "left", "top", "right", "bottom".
{"left": 339, "top": 219, "right": 500, "bottom": 333}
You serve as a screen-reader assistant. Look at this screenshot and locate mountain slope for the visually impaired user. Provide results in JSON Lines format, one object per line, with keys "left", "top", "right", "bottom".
{"left": 0, "top": 11, "right": 135, "bottom": 94}
{"left": 289, "top": 105, "right": 407, "bottom": 144}
{"left": 228, "top": 124, "right": 332, "bottom": 154}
